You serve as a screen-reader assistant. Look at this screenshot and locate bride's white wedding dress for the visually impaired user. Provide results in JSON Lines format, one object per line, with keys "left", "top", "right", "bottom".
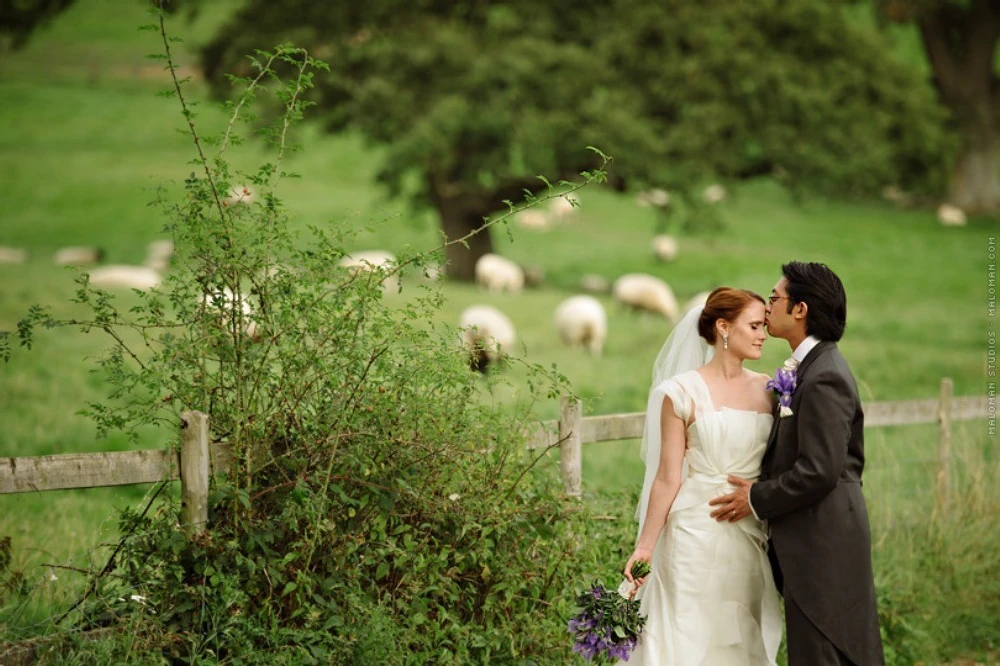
{"left": 622, "top": 370, "right": 782, "bottom": 666}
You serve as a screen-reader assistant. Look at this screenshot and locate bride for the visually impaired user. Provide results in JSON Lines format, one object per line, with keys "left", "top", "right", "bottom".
{"left": 621, "top": 287, "right": 782, "bottom": 665}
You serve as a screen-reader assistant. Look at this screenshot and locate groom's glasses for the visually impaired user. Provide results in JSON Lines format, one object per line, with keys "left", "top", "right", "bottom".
{"left": 767, "top": 294, "right": 790, "bottom": 305}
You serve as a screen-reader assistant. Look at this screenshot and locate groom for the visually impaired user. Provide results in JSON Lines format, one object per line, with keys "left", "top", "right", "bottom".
{"left": 709, "top": 262, "right": 884, "bottom": 666}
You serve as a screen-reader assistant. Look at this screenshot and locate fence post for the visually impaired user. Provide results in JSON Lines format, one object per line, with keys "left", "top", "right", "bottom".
{"left": 935, "top": 377, "right": 953, "bottom": 517}
{"left": 559, "top": 396, "right": 583, "bottom": 498}
{"left": 180, "top": 410, "right": 210, "bottom": 536}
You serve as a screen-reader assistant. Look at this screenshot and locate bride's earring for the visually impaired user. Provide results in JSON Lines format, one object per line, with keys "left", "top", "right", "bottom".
{"left": 723, "top": 335, "right": 729, "bottom": 350}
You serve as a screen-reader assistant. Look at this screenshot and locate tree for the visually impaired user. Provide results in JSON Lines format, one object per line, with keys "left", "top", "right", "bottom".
{"left": 4, "top": 0, "right": 955, "bottom": 277}
{"left": 877, "top": 0, "right": 1000, "bottom": 212}
{"left": 194, "top": 0, "right": 950, "bottom": 279}
{"left": 0, "top": 0, "right": 73, "bottom": 50}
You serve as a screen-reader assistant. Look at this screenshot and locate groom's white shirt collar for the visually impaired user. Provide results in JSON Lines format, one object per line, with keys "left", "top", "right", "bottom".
{"left": 792, "top": 335, "right": 821, "bottom": 364}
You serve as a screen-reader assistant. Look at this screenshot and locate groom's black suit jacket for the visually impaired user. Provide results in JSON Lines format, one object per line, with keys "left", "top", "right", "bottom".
{"left": 750, "top": 341, "right": 884, "bottom": 666}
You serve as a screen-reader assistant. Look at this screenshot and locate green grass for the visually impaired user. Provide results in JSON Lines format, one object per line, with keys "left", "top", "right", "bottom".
{"left": 0, "top": 0, "right": 997, "bottom": 660}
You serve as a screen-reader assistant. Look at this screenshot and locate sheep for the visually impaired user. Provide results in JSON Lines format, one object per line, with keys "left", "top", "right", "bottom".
{"left": 144, "top": 239, "right": 174, "bottom": 272}
{"left": 651, "top": 234, "right": 679, "bottom": 262}
{"left": 612, "top": 273, "right": 679, "bottom": 322}
{"left": 579, "top": 273, "right": 611, "bottom": 294}
{"left": 458, "top": 305, "right": 517, "bottom": 372}
{"left": 475, "top": 253, "right": 524, "bottom": 293}
{"left": 635, "top": 188, "right": 671, "bottom": 208}
{"left": 339, "top": 249, "right": 396, "bottom": 271}
{"left": 87, "top": 265, "right": 161, "bottom": 291}
{"left": 54, "top": 246, "right": 104, "bottom": 266}
{"left": 881, "top": 184, "right": 912, "bottom": 207}
{"left": 224, "top": 184, "right": 256, "bottom": 206}
{"left": 702, "top": 184, "right": 727, "bottom": 204}
{"left": 937, "top": 203, "right": 967, "bottom": 227}
{"left": 515, "top": 209, "right": 551, "bottom": 231}
{"left": 682, "top": 290, "right": 713, "bottom": 315}
{"left": 0, "top": 246, "right": 28, "bottom": 264}
{"left": 554, "top": 295, "right": 607, "bottom": 356}
{"left": 522, "top": 264, "right": 545, "bottom": 289}
{"left": 202, "top": 286, "right": 259, "bottom": 340}
{"left": 420, "top": 263, "right": 444, "bottom": 282}
{"left": 548, "top": 193, "right": 579, "bottom": 220}
{"left": 338, "top": 250, "right": 398, "bottom": 291}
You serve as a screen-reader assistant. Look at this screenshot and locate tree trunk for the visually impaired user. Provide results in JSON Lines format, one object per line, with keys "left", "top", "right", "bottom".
{"left": 950, "top": 125, "right": 1000, "bottom": 212}
{"left": 918, "top": 1, "right": 1000, "bottom": 212}
{"left": 426, "top": 169, "right": 560, "bottom": 281}
{"left": 425, "top": 169, "right": 495, "bottom": 281}
{"left": 438, "top": 201, "right": 494, "bottom": 282}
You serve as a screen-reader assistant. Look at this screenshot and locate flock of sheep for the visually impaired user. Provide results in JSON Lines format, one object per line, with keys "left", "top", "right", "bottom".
{"left": 461, "top": 248, "right": 709, "bottom": 372}
{"left": 0, "top": 241, "right": 174, "bottom": 289}
{"left": 0, "top": 184, "right": 970, "bottom": 371}
{"left": 332, "top": 240, "right": 696, "bottom": 372}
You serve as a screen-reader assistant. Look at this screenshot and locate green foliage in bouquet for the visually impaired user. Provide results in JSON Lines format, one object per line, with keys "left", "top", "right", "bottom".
{"left": 567, "top": 562, "right": 652, "bottom": 663}
{"left": 629, "top": 560, "right": 651, "bottom": 580}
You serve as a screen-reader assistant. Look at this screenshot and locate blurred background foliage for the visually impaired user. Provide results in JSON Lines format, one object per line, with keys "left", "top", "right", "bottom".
{"left": 4, "top": 0, "right": 984, "bottom": 277}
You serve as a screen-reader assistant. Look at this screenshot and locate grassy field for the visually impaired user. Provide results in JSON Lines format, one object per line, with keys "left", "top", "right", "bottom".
{"left": 0, "top": 0, "right": 997, "bottom": 661}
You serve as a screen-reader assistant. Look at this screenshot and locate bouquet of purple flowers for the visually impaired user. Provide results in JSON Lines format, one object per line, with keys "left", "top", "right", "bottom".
{"left": 568, "top": 562, "right": 650, "bottom": 662}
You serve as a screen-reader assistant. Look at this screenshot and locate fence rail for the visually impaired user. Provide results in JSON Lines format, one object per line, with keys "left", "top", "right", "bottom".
{"left": 1, "top": 379, "right": 992, "bottom": 507}
{"left": 0, "top": 379, "right": 990, "bottom": 665}
{"left": 525, "top": 393, "right": 990, "bottom": 451}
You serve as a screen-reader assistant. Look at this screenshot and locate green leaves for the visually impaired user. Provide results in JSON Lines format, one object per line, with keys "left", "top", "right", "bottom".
{"left": 0, "top": 2, "right": 616, "bottom": 661}
{"left": 195, "top": 0, "right": 950, "bottom": 250}
{"left": 629, "top": 560, "right": 651, "bottom": 580}
{"left": 569, "top": 580, "right": 647, "bottom": 661}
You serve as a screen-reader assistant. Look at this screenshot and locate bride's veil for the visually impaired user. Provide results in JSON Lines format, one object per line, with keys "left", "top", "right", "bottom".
{"left": 634, "top": 304, "right": 713, "bottom": 540}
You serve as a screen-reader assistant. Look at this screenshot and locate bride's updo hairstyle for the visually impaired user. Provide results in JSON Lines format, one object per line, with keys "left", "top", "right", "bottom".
{"left": 697, "top": 287, "right": 766, "bottom": 345}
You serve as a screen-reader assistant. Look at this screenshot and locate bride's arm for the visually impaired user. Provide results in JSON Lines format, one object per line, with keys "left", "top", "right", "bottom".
{"left": 624, "top": 396, "right": 687, "bottom": 582}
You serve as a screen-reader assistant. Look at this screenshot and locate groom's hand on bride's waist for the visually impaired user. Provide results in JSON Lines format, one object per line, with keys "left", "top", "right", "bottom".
{"left": 708, "top": 476, "right": 753, "bottom": 523}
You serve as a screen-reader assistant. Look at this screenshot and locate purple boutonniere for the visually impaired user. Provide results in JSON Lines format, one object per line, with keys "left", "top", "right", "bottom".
{"left": 766, "top": 359, "right": 798, "bottom": 417}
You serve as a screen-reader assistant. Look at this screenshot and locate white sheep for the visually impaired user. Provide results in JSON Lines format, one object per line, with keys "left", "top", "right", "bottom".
{"left": 702, "top": 184, "right": 727, "bottom": 204}
{"left": 682, "top": 290, "right": 713, "bottom": 315}
{"left": 202, "top": 286, "right": 259, "bottom": 339}
{"left": 144, "top": 240, "right": 174, "bottom": 272}
{"left": 225, "top": 184, "right": 256, "bottom": 206}
{"left": 937, "top": 203, "right": 967, "bottom": 227}
{"left": 579, "top": 274, "right": 611, "bottom": 294}
{"left": 420, "top": 263, "right": 444, "bottom": 282}
{"left": 554, "top": 295, "right": 607, "bottom": 356}
{"left": 87, "top": 265, "right": 161, "bottom": 291}
{"left": 338, "top": 250, "right": 398, "bottom": 291}
{"left": 515, "top": 209, "right": 551, "bottom": 231}
{"left": 475, "top": 253, "right": 524, "bottom": 293}
{"left": 54, "top": 246, "right": 103, "bottom": 266}
{"left": 881, "top": 184, "right": 912, "bottom": 207}
{"left": 635, "top": 188, "right": 671, "bottom": 208}
{"left": 0, "top": 246, "right": 28, "bottom": 264}
{"left": 651, "top": 234, "right": 679, "bottom": 262}
{"left": 458, "top": 305, "right": 517, "bottom": 372}
{"left": 548, "top": 194, "right": 579, "bottom": 220}
{"left": 612, "top": 273, "right": 679, "bottom": 322}
{"left": 522, "top": 264, "right": 545, "bottom": 289}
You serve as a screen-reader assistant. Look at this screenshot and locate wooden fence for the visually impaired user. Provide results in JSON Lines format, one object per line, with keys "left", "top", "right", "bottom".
{"left": 1, "top": 378, "right": 992, "bottom": 521}
{"left": 0, "top": 378, "right": 992, "bottom": 664}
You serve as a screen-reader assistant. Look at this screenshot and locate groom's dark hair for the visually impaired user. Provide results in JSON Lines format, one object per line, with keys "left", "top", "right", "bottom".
{"left": 781, "top": 261, "right": 847, "bottom": 341}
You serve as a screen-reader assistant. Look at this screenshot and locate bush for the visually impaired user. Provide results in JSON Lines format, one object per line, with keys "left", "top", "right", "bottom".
{"left": 6, "top": 14, "right": 609, "bottom": 665}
